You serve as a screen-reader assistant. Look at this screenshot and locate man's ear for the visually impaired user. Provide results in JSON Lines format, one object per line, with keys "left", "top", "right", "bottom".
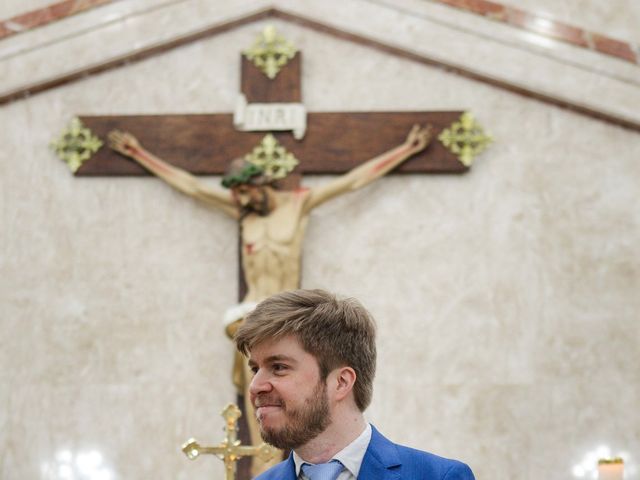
{"left": 333, "top": 366, "right": 357, "bottom": 401}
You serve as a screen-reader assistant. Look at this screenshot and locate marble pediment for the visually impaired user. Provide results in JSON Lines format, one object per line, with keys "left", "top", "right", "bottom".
{"left": 0, "top": 0, "right": 639, "bottom": 133}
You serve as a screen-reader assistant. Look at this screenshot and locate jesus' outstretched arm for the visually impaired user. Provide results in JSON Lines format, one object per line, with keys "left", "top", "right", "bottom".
{"left": 108, "top": 130, "right": 239, "bottom": 219}
{"left": 303, "top": 124, "right": 433, "bottom": 213}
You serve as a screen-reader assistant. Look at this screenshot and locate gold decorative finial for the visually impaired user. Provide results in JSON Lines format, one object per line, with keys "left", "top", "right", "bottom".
{"left": 598, "top": 457, "right": 624, "bottom": 465}
{"left": 438, "top": 112, "right": 492, "bottom": 166}
{"left": 243, "top": 25, "right": 297, "bottom": 79}
{"left": 245, "top": 133, "right": 299, "bottom": 180}
{"left": 182, "top": 403, "right": 278, "bottom": 480}
{"left": 51, "top": 117, "right": 103, "bottom": 173}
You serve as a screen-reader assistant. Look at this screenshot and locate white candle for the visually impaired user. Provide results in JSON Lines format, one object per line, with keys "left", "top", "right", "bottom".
{"left": 598, "top": 458, "right": 624, "bottom": 480}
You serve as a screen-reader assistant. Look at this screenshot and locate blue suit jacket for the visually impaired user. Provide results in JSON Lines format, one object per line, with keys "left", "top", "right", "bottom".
{"left": 255, "top": 425, "right": 475, "bottom": 479}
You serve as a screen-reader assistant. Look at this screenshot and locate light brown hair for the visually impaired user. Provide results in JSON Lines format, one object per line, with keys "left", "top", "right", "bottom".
{"left": 235, "top": 289, "right": 377, "bottom": 411}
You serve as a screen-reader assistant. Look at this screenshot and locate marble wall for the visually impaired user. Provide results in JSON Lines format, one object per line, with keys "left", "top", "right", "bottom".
{"left": 1, "top": 2, "right": 639, "bottom": 480}
{"left": 3, "top": 0, "right": 640, "bottom": 44}
{"left": 498, "top": 0, "right": 640, "bottom": 44}
{"left": 0, "top": 0, "right": 53, "bottom": 19}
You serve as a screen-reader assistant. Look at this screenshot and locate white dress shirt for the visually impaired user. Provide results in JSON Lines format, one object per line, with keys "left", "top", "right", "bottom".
{"left": 293, "top": 423, "right": 372, "bottom": 480}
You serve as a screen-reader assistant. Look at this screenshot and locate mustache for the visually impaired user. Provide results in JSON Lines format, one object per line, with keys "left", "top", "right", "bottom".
{"left": 254, "top": 395, "right": 285, "bottom": 408}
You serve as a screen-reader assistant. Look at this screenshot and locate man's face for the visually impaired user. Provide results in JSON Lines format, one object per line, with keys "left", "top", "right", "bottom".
{"left": 231, "top": 184, "right": 267, "bottom": 213}
{"left": 248, "top": 335, "right": 331, "bottom": 450}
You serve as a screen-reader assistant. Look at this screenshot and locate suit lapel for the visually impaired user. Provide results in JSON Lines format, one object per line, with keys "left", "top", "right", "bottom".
{"left": 357, "top": 426, "right": 401, "bottom": 480}
{"left": 267, "top": 453, "right": 296, "bottom": 480}
{"left": 283, "top": 454, "right": 297, "bottom": 480}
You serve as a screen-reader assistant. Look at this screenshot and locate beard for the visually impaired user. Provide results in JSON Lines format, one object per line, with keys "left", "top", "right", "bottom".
{"left": 255, "top": 379, "right": 331, "bottom": 450}
{"left": 240, "top": 189, "right": 270, "bottom": 217}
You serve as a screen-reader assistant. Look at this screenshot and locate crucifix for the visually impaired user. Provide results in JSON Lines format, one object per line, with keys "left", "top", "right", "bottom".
{"left": 52, "top": 26, "right": 490, "bottom": 479}
{"left": 182, "top": 403, "right": 279, "bottom": 480}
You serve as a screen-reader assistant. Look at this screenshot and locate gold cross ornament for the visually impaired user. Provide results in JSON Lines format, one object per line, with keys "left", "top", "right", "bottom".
{"left": 438, "top": 112, "right": 492, "bottom": 167}
{"left": 182, "top": 403, "right": 278, "bottom": 480}
{"left": 243, "top": 25, "right": 297, "bottom": 79}
{"left": 244, "top": 133, "right": 299, "bottom": 180}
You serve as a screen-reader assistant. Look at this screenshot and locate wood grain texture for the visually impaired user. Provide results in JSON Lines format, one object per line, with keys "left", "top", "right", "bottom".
{"left": 241, "top": 53, "right": 302, "bottom": 103}
{"left": 78, "top": 111, "right": 468, "bottom": 176}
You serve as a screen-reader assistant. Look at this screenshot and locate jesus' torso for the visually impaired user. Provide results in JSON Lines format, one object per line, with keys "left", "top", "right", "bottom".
{"left": 240, "top": 188, "right": 311, "bottom": 302}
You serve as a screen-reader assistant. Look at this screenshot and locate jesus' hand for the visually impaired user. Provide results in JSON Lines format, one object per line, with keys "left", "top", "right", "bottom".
{"left": 108, "top": 130, "right": 141, "bottom": 158}
{"left": 405, "top": 124, "right": 433, "bottom": 153}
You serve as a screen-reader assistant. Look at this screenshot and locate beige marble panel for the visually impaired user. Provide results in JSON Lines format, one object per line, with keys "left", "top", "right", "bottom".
{"left": 1, "top": 13, "right": 639, "bottom": 480}
{"left": 498, "top": 0, "right": 640, "bottom": 44}
{"left": 1, "top": 0, "right": 639, "bottom": 126}
{"left": 381, "top": 0, "right": 640, "bottom": 86}
{"left": 0, "top": 0, "right": 270, "bottom": 93}
{"left": 275, "top": 0, "right": 640, "bottom": 122}
{"left": 0, "top": 0, "right": 165, "bottom": 60}
{"left": 0, "top": 0, "right": 55, "bottom": 20}
{"left": 2, "top": 383, "right": 233, "bottom": 479}
{"left": 3, "top": 0, "right": 640, "bottom": 46}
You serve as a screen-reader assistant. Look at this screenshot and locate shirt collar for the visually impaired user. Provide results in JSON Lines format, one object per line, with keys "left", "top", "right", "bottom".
{"left": 293, "top": 423, "right": 372, "bottom": 478}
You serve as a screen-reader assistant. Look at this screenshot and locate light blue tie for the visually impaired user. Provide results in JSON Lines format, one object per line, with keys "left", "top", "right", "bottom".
{"left": 301, "top": 459, "right": 344, "bottom": 480}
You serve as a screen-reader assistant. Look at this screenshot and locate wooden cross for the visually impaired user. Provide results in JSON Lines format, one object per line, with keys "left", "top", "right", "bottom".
{"left": 182, "top": 403, "right": 278, "bottom": 480}
{"left": 55, "top": 27, "right": 489, "bottom": 298}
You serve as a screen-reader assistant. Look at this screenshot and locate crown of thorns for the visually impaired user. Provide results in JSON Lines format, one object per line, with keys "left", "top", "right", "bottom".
{"left": 221, "top": 163, "right": 264, "bottom": 188}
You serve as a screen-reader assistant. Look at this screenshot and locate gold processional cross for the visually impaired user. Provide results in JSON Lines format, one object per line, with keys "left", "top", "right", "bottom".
{"left": 182, "top": 403, "right": 278, "bottom": 479}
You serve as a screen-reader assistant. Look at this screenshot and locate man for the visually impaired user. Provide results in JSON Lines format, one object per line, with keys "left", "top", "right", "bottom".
{"left": 108, "top": 126, "right": 432, "bottom": 475}
{"left": 235, "top": 289, "right": 475, "bottom": 480}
